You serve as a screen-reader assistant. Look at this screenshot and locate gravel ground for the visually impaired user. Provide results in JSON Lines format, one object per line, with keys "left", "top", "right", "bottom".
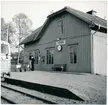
{"left": 1, "top": 98, "right": 11, "bottom": 104}
{"left": 1, "top": 86, "right": 47, "bottom": 104}
{"left": 7, "top": 71, "right": 106, "bottom": 104}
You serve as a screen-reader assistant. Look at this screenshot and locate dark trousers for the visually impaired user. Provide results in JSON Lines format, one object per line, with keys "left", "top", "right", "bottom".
{"left": 31, "top": 60, "right": 34, "bottom": 71}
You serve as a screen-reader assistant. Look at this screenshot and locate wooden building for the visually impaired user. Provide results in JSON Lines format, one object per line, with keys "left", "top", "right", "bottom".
{"left": 20, "top": 7, "right": 107, "bottom": 75}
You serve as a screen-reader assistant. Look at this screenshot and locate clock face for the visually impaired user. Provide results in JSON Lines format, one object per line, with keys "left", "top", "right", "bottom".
{"left": 57, "top": 45, "right": 62, "bottom": 51}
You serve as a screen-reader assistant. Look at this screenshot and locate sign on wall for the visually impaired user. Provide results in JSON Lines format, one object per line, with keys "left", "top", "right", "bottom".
{"left": 56, "top": 40, "right": 66, "bottom": 45}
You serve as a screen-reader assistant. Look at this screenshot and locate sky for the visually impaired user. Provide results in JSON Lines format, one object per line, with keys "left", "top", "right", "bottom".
{"left": 1, "top": 0, "right": 107, "bottom": 30}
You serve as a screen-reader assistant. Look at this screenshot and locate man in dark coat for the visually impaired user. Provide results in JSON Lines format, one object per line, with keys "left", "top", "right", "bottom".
{"left": 31, "top": 56, "right": 34, "bottom": 71}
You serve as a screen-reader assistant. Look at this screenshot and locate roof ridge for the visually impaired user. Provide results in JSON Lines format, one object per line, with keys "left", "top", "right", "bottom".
{"left": 65, "top": 6, "right": 106, "bottom": 22}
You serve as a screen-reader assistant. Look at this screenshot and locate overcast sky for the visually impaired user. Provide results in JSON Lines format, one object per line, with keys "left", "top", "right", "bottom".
{"left": 1, "top": 0, "right": 107, "bottom": 30}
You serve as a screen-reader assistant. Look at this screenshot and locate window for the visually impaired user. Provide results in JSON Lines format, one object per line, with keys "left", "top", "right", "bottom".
{"left": 1, "top": 44, "right": 9, "bottom": 54}
{"left": 35, "top": 50, "right": 39, "bottom": 64}
{"left": 46, "top": 49, "right": 54, "bottom": 64}
{"left": 70, "top": 46, "right": 77, "bottom": 64}
{"left": 57, "top": 19, "right": 64, "bottom": 34}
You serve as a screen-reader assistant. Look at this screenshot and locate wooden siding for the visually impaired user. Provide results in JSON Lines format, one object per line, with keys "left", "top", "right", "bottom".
{"left": 65, "top": 13, "right": 90, "bottom": 38}
{"left": 67, "top": 35, "right": 91, "bottom": 72}
{"left": 24, "top": 12, "right": 91, "bottom": 72}
{"left": 28, "top": 13, "right": 91, "bottom": 45}
{"left": 92, "top": 31, "right": 107, "bottom": 75}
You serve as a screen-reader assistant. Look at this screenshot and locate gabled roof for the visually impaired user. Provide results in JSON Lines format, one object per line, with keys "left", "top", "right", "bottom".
{"left": 20, "top": 7, "right": 107, "bottom": 45}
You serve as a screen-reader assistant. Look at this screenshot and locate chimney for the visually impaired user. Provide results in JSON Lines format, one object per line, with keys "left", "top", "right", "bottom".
{"left": 87, "top": 10, "right": 97, "bottom": 16}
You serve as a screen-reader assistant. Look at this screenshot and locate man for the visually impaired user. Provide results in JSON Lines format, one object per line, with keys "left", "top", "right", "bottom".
{"left": 29, "top": 53, "right": 32, "bottom": 71}
{"left": 31, "top": 55, "right": 34, "bottom": 71}
{"left": 29, "top": 53, "right": 34, "bottom": 71}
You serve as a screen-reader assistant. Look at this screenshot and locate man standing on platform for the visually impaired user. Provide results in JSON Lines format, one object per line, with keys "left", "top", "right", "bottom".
{"left": 31, "top": 55, "right": 34, "bottom": 71}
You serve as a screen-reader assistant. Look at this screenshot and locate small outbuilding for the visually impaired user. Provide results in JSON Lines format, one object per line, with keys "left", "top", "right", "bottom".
{"left": 20, "top": 7, "right": 107, "bottom": 75}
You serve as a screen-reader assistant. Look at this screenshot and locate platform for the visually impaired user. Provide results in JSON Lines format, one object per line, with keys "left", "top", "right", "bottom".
{"left": 8, "top": 71, "right": 106, "bottom": 103}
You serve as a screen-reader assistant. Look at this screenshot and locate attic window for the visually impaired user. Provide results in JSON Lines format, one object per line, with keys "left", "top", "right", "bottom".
{"left": 57, "top": 19, "right": 64, "bottom": 34}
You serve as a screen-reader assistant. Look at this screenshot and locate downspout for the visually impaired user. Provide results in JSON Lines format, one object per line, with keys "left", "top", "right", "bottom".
{"left": 89, "top": 24, "right": 100, "bottom": 74}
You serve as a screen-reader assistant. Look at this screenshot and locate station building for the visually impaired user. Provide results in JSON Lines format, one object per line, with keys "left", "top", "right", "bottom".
{"left": 20, "top": 7, "right": 107, "bottom": 75}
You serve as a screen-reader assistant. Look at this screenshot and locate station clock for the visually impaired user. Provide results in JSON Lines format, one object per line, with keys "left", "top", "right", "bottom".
{"left": 57, "top": 45, "right": 62, "bottom": 51}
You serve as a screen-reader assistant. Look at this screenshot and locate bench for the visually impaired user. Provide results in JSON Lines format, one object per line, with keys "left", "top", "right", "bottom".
{"left": 52, "top": 64, "right": 66, "bottom": 71}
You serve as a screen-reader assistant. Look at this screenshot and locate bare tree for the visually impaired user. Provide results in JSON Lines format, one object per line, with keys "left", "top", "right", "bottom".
{"left": 12, "top": 13, "right": 32, "bottom": 64}
{"left": 1, "top": 18, "right": 16, "bottom": 43}
{"left": 6, "top": 22, "right": 16, "bottom": 44}
{"left": 1, "top": 18, "right": 7, "bottom": 41}
{"left": 12, "top": 13, "right": 32, "bottom": 41}
{"left": 1, "top": 18, "right": 17, "bottom": 53}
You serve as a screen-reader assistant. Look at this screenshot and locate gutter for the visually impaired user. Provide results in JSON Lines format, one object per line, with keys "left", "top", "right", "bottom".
{"left": 90, "top": 24, "right": 101, "bottom": 35}
{"left": 89, "top": 23, "right": 107, "bottom": 33}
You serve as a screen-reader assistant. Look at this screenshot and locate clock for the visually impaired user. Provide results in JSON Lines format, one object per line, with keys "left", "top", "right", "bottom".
{"left": 57, "top": 45, "right": 62, "bottom": 51}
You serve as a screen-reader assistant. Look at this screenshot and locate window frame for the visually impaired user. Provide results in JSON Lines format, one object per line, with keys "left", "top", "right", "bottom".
{"left": 46, "top": 48, "right": 54, "bottom": 64}
{"left": 57, "top": 18, "right": 64, "bottom": 35}
{"left": 69, "top": 44, "right": 78, "bottom": 64}
{"left": 34, "top": 50, "right": 40, "bottom": 64}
